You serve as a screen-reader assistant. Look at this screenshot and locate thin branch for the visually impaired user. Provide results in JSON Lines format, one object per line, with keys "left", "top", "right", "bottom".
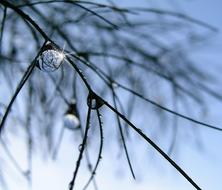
{"left": 88, "top": 52, "right": 202, "bottom": 104}
{"left": 69, "top": 97, "right": 92, "bottom": 190}
{"left": 0, "top": 41, "right": 47, "bottom": 134}
{"left": 131, "top": 8, "right": 218, "bottom": 32}
{"left": 112, "top": 89, "right": 136, "bottom": 179}
{"left": 67, "top": 53, "right": 110, "bottom": 86}
{"left": 52, "top": 127, "right": 65, "bottom": 159}
{"left": 0, "top": 139, "right": 28, "bottom": 179}
{"left": 67, "top": 50, "right": 222, "bottom": 131}
{"left": 24, "top": 5, "right": 78, "bottom": 52}
{"left": 66, "top": 56, "right": 92, "bottom": 91}
{"left": 82, "top": 107, "right": 104, "bottom": 190}
{"left": 0, "top": 59, "right": 36, "bottom": 134}
{"left": 168, "top": 88, "right": 179, "bottom": 155}
{"left": 25, "top": 93, "right": 33, "bottom": 187}
{"left": 66, "top": 49, "right": 201, "bottom": 189}
{"left": 72, "top": 77, "right": 99, "bottom": 190}
{"left": 48, "top": 74, "right": 70, "bottom": 105}
{"left": 116, "top": 83, "right": 222, "bottom": 131}
{"left": 16, "top": 0, "right": 219, "bottom": 32}
{"left": 1, "top": 0, "right": 49, "bottom": 40}
{"left": 17, "top": 0, "right": 119, "bottom": 30}
{"left": 101, "top": 98, "right": 201, "bottom": 190}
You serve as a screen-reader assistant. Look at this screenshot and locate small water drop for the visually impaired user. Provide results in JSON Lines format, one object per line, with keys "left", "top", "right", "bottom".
{"left": 78, "top": 144, "right": 83, "bottom": 151}
{"left": 87, "top": 93, "right": 104, "bottom": 109}
{"left": 111, "top": 82, "right": 119, "bottom": 88}
{"left": 91, "top": 99, "right": 97, "bottom": 109}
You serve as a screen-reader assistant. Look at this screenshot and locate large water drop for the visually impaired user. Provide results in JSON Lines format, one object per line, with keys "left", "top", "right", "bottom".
{"left": 36, "top": 42, "right": 65, "bottom": 72}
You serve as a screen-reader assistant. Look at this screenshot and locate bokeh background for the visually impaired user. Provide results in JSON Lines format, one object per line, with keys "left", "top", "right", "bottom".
{"left": 1, "top": 0, "right": 222, "bottom": 190}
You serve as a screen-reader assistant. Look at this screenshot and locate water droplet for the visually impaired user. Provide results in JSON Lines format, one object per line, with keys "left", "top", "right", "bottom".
{"left": 87, "top": 93, "right": 104, "bottom": 109}
{"left": 64, "top": 114, "right": 80, "bottom": 130}
{"left": 87, "top": 164, "right": 92, "bottom": 170}
{"left": 91, "top": 99, "right": 97, "bottom": 109}
{"left": 112, "top": 82, "right": 119, "bottom": 88}
{"left": 78, "top": 144, "right": 83, "bottom": 151}
{"left": 138, "top": 129, "right": 143, "bottom": 133}
{"left": 63, "top": 101, "right": 80, "bottom": 130}
{"left": 36, "top": 42, "right": 65, "bottom": 72}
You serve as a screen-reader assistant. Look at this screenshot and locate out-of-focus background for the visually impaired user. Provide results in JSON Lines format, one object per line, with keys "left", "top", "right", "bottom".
{"left": 1, "top": 0, "right": 222, "bottom": 190}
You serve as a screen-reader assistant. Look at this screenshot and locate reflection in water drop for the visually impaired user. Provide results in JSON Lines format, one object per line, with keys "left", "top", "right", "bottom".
{"left": 64, "top": 114, "right": 80, "bottom": 130}
{"left": 91, "top": 99, "right": 97, "bottom": 109}
{"left": 64, "top": 101, "right": 80, "bottom": 130}
{"left": 87, "top": 93, "right": 104, "bottom": 109}
{"left": 78, "top": 144, "right": 83, "bottom": 151}
{"left": 36, "top": 42, "right": 65, "bottom": 72}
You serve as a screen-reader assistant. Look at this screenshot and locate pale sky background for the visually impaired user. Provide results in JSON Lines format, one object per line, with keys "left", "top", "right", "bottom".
{"left": 2, "top": 0, "right": 222, "bottom": 190}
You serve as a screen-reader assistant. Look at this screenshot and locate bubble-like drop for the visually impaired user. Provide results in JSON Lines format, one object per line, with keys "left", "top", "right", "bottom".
{"left": 36, "top": 42, "right": 65, "bottom": 72}
{"left": 64, "top": 114, "right": 80, "bottom": 130}
{"left": 64, "top": 101, "right": 80, "bottom": 130}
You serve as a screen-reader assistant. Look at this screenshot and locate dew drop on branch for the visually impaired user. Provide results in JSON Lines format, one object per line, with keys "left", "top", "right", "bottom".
{"left": 36, "top": 42, "right": 65, "bottom": 72}
{"left": 111, "top": 82, "right": 119, "bottom": 88}
{"left": 63, "top": 101, "right": 80, "bottom": 130}
{"left": 87, "top": 93, "right": 104, "bottom": 109}
{"left": 78, "top": 144, "right": 83, "bottom": 151}
{"left": 64, "top": 114, "right": 80, "bottom": 130}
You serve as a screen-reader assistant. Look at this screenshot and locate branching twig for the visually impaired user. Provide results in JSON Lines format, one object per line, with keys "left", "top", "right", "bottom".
{"left": 17, "top": 0, "right": 119, "bottom": 30}
{"left": 82, "top": 107, "right": 104, "bottom": 190}
{"left": 67, "top": 50, "right": 222, "bottom": 132}
{"left": 1, "top": 0, "right": 49, "bottom": 40}
{"left": 66, "top": 48, "right": 201, "bottom": 189}
{"left": 69, "top": 96, "right": 92, "bottom": 190}
{"left": 0, "top": 42, "right": 48, "bottom": 134}
{"left": 102, "top": 98, "right": 201, "bottom": 190}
